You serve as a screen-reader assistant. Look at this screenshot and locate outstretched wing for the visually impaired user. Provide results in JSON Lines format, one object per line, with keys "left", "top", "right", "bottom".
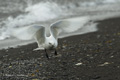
{"left": 50, "top": 16, "right": 98, "bottom": 39}
{"left": 12, "top": 25, "right": 45, "bottom": 42}
{"left": 34, "top": 26, "right": 45, "bottom": 45}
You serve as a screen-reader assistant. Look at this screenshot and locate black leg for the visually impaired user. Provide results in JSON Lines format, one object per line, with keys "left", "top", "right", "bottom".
{"left": 45, "top": 49, "right": 49, "bottom": 59}
{"left": 54, "top": 49, "right": 57, "bottom": 55}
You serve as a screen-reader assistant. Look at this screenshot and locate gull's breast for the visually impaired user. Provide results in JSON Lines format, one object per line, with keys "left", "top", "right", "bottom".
{"left": 46, "top": 45, "right": 56, "bottom": 50}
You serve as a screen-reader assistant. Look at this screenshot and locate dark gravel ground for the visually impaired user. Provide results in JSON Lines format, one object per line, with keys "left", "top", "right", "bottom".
{"left": 0, "top": 17, "right": 120, "bottom": 80}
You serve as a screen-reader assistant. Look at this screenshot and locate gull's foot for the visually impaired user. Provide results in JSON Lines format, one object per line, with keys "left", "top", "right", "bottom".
{"left": 54, "top": 50, "right": 57, "bottom": 55}
{"left": 46, "top": 53, "right": 49, "bottom": 59}
{"left": 54, "top": 54, "right": 62, "bottom": 57}
{"left": 45, "top": 49, "right": 49, "bottom": 59}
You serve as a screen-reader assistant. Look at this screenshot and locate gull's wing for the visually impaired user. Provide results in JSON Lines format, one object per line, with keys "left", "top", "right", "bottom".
{"left": 34, "top": 26, "right": 45, "bottom": 45}
{"left": 12, "top": 25, "right": 45, "bottom": 41}
{"left": 12, "top": 25, "right": 45, "bottom": 50}
{"left": 50, "top": 16, "right": 98, "bottom": 39}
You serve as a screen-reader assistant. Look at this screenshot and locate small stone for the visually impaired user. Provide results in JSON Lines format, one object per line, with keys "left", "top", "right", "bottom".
{"left": 97, "top": 35, "right": 101, "bottom": 38}
{"left": 117, "top": 32, "right": 120, "bottom": 35}
{"left": 32, "top": 79, "right": 39, "bottom": 80}
{"left": 117, "top": 66, "right": 120, "bottom": 68}
{"left": 98, "top": 62, "right": 110, "bottom": 66}
{"left": 35, "top": 69, "right": 39, "bottom": 72}
{"left": 9, "top": 66, "right": 12, "bottom": 68}
{"left": 62, "top": 45, "right": 66, "bottom": 49}
{"left": 106, "top": 40, "right": 112, "bottom": 43}
{"left": 40, "top": 64, "right": 42, "bottom": 67}
{"left": 110, "top": 56, "right": 114, "bottom": 58}
{"left": 31, "top": 73, "right": 35, "bottom": 77}
{"left": 75, "top": 63, "right": 83, "bottom": 66}
{"left": 21, "top": 51, "right": 24, "bottom": 53}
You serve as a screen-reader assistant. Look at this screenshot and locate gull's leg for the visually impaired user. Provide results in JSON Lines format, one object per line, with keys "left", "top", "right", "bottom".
{"left": 54, "top": 49, "right": 57, "bottom": 55}
{"left": 45, "top": 49, "right": 49, "bottom": 59}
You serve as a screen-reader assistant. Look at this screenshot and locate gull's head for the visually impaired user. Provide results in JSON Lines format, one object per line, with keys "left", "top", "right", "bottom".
{"left": 44, "top": 35, "right": 58, "bottom": 50}
{"left": 47, "top": 41, "right": 56, "bottom": 50}
{"left": 44, "top": 38, "right": 57, "bottom": 50}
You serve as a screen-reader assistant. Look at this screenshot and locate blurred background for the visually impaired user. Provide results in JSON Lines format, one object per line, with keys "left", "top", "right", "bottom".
{"left": 0, "top": 0, "right": 120, "bottom": 48}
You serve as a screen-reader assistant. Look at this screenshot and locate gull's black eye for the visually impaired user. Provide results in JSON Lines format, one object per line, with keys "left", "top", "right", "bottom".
{"left": 49, "top": 43, "right": 52, "bottom": 45}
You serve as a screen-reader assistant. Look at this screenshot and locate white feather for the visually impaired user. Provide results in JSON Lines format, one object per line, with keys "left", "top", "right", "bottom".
{"left": 50, "top": 16, "right": 92, "bottom": 39}
{"left": 12, "top": 25, "right": 44, "bottom": 40}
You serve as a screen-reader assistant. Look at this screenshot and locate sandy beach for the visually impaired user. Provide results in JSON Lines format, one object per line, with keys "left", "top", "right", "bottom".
{"left": 0, "top": 17, "right": 120, "bottom": 80}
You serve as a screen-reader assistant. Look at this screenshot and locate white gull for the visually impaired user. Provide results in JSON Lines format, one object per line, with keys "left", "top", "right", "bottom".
{"left": 12, "top": 16, "right": 98, "bottom": 58}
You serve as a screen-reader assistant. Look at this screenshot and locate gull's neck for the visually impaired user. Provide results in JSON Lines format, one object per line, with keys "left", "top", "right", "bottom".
{"left": 46, "top": 34, "right": 56, "bottom": 41}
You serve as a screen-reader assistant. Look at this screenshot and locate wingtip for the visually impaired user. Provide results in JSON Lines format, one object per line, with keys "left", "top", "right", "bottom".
{"left": 33, "top": 47, "right": 44, "bottom": 51}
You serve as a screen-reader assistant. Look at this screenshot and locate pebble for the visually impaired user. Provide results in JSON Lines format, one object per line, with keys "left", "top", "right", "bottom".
{"left": 98, "top": 62, "right": 110, "bottom": 66}
{"left": 75, "top": 63, "right": 83, "bottom": 66}
{"left": 32, "top": 79, "right": 39, "bottom": 80}
{"left": 8, "top": 66, "right": 12, "bottom": 68}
